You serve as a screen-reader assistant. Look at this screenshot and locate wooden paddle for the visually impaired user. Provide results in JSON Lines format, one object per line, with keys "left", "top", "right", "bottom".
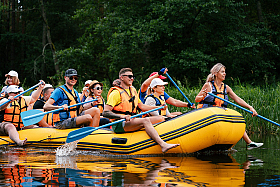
{"left": 66, "top": 106, "right": 164, "bottom": 143}
{"left": 20, "top": 99, "right": 97, "bottom": 126}
{"left": 0, "top": 81, "right": 43, "bottom": 108}
{"left": 208, "top": 92, "right": 280, "bottom": 127}
{"left": 165, "top": 72, "right": 194, "bottom": 107}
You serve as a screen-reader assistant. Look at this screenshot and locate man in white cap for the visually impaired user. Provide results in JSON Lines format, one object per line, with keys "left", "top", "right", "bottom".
{"left": 44, "top": 69, "right": 100, "bottom": 129}
{"left": 79, "top": 80, "right": 92, "bottom": 102}
{"left": 0, "top": 82, "right": 45, "bottom": 146}
{"left": 103, "top": 68, "right": 179, "bottom": 153}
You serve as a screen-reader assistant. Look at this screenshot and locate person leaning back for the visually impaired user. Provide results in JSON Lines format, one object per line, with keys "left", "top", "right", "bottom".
{"left": 103, "top": 68, "right": 179, "bottom": 153}
{"left": 43, "top": 69, "right": 100, "bottom": 129}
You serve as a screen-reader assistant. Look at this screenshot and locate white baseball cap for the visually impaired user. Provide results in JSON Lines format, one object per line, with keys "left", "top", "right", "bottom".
{"left": 85, "top": 80, "right": 92, "bottom": 86}
{"left": 5, "top": 70, "right": 18, "bottom": 78}
{"left": 150, "top": 78, "right": 168, "bottom": 88}
{"left": 6, "top": 85, "right": 21, "bottom": 93}
{"left": 44, "top": 84, "right": 53, "bottom": 89}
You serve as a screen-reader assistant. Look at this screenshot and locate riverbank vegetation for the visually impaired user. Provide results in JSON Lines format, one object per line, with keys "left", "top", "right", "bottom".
{"left": 1, "top": 0, "right": 280, "bottom": 88}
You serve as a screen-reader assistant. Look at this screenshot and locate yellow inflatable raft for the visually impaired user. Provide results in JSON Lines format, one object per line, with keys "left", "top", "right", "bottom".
{"left": 0, "top": 107, "right": 246, "bottom": 155}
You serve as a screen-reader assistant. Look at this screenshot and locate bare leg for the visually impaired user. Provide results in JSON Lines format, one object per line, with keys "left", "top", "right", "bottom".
{"left": 84, "top": 107, "right": 100, "bottom": 127}
{"left": 124, "top": 118, "right": 179, "bottom": 153}
{"left": 243, "top": 131, "right": 252, "bottom": 144}
{"left": 5, "top": 123, "right": 27, "bottom": 146}
{"left": 170, "top": 112, "right": 182, "bottom": 116}
{"left": 76, "top": 107, "right": 100, "bottom": 127}
{"left": 147, "top": 116, "right": 165, "bottom": 124}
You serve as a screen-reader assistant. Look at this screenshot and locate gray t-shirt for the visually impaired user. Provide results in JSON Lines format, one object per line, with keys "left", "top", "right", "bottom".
{"left": 144, "top": 96, "right": 170, "bottom": 116}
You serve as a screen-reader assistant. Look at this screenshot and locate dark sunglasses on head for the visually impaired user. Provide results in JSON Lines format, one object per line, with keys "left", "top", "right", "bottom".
{"left": 122, "top": 75, "right": 135, "bottom": 79}
{"left": 69, "top": 76, "right": 78, "bottom": 80}
{"left": 10, "top": 92, "right": 20, "bottom": 94}
{"left": 94, "top": 86, "right": 103, "bottom": 90}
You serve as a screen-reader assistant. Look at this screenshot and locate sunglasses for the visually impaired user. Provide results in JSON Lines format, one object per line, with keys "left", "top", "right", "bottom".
{"left": 69, "top": 76, "right": 78, "bottom": 80}
{"left": 10, "top": 92, "right": 20, "bottom": 94}
{"left": 94, "top": 86, "right": 103, "bottom": 90}
{"left": 122, "top": 75, "right": 135, "bottom": 79}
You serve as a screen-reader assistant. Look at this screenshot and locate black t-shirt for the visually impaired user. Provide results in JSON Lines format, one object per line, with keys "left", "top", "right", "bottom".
{"left": 33, "top": 99, "right": 45, "bottom": 109}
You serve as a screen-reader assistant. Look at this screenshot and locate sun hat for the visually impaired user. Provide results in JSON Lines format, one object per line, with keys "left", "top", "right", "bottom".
{"left": 65, "top": 69, "right": 78, "bottom": 77}
{"left": 6, "top": 85, "right": 21, "bottom": 93}
{"left": 150, "top": 78, "right": 168, "bottom": 89}
{"left": 149, "top": 72, "right": 166, "bottom": 80}
{"left": 5, "top": 70, "right": 18, "bottom": 78}
{"left": 89, "top": 80, "right": 103, "bottom": 89}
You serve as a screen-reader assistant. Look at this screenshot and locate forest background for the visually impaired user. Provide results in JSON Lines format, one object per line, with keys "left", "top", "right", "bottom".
{"left": 1, "top": 0, "right": 280, "bottom": 133}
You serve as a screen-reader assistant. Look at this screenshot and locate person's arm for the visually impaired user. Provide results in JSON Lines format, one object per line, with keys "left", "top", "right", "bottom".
{"left": 195, "top": 83, "right": 211, "bottom": 103}
{"left": 165, "top": 97, "right": 188, "bottom": 107}
{"left": 43, "top": 98, "right": 68, "bottom": 111}
{"left": 83, "top": 97, "right": 100, "bottom": 110}
{"left": 103, "top": 104, "right": 130, "bottom": 121}
{"left": 140, "top": 68, "right": 168, "bottom": 93}
{"left": 227, "top": 85, "right": 258, "bottom": 116}
{"left": 30, "top": 81, "right": 45, "bottom": 105}
{"left": 0, "top": 98, "right": 12, "bottom": 111}
{"left": 138, "top": 102, "right": 166, "bottom": 112}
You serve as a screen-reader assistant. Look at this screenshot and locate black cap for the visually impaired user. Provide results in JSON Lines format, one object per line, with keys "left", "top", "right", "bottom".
{"left": 65, "top": 69, "right": 78, "bottom": 77}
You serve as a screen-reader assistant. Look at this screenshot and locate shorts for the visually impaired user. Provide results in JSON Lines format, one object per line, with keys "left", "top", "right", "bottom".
{"left": 55, "top": 111, "right": 85, "bottom": 129}
{"left": 0, "top": 122, "right": 11, "bottom": 136}
{"left": 112, "top": 120, "right": 126, "bottom": 133}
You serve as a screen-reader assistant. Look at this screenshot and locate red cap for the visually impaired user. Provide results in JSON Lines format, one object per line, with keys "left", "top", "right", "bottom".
{"left": 149, "top": 72, "right": 166, "bottom": 80}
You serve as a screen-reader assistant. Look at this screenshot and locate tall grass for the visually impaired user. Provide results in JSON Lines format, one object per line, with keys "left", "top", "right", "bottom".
{"left": 22, "top": 79, "right": 280, "bottom": 134}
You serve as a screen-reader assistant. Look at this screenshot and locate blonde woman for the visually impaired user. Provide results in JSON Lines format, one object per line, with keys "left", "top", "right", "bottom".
{"left": 1, "top": 70, "right": 24, "bottom": 95}
{"left": 195, "top": 63, "right": 263, "bottom": 149}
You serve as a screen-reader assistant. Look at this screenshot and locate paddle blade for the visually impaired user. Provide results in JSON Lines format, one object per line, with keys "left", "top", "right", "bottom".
{"left": 66, "top": 126, "right": 96, "bottom": 143}
{"left": 21, "top": 110, "right": 45, "bottom": 126}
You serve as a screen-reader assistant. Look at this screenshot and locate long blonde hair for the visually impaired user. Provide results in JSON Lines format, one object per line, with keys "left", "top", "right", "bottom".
{"left": 206, "top": 63, "right": 226, "bottom": 83}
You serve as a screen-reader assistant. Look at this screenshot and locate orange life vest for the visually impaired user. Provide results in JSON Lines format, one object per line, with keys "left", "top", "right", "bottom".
{"left": 107, "top": 86, "right": 138, "bottom": 115}
{"left": 90, "top": 96, "right": 105, "bottom": 115}
{"left": 3, "top": 97, "right": 28, "bottom": 130}
{"left": 52, "top": 86, "right": 79, "bottom": 123}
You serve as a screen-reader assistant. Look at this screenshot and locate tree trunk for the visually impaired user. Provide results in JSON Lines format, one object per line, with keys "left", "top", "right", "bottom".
{"left": 10, "top": 0, "right": 16, "bottom": 68}
{"left": 257, "top": 0, "right": 264, "bottom": 23}
{"left": 41, "top": 22, "right": 47, "bottom": 80}
{"left": 40, "top": 0, "right": 59, "bottom": 74}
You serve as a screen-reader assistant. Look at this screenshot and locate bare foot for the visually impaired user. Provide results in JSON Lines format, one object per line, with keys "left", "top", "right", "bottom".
{"left": 17, "top": 138, "right": 27, "bottom": 146}
{"left": 161, "top": 143, "right": 179, "bottom": 153}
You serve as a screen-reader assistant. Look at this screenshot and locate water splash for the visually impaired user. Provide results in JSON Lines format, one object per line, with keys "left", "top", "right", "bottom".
{"left": 55, "top": 141, "right": 78, "bottom": 156}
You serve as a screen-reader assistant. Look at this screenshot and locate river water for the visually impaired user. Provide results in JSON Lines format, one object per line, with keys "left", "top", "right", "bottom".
{"left": 0, "top": 134, "right": 279, "bottom": 187}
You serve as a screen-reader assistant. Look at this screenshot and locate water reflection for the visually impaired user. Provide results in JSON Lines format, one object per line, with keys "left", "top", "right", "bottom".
{"left": 0, "top": 147, "right": 248, "bottom": 187}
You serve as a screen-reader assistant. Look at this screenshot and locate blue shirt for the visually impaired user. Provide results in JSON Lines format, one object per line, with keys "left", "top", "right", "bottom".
{"left": 50, "top": 85, "right": 81, "bottom": 106}
{"left": 139, "top": 87, "right": 170, "bottom": 103}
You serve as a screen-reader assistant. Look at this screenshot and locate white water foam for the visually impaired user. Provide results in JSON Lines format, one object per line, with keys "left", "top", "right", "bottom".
{"left": 55, "top": 141, "right": 78, "bottom": 157}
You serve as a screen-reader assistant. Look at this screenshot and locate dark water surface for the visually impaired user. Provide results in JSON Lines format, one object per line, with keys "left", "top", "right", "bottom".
{"left": 0, "top": 134, "right": 279, "bottom": 187}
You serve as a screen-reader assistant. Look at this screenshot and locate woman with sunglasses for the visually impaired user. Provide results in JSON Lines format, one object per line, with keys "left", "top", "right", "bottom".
{"left": 1, "top": 70, "right": 24, "bottom": 96}
{"left": 83, "top": 80, "right": 110, "bottom": 125}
